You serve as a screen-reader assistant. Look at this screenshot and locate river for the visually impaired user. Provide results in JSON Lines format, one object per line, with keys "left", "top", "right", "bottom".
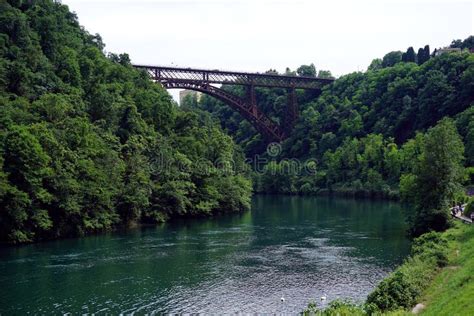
{"left": 0, "top": 195, "right": 411, "bottom": 313}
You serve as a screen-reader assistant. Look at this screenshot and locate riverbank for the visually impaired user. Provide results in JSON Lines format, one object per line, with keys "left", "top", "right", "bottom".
{"left": 255, "top": 184, "right": 474, "bottom": 205}
{"left": 418, "top": 222, "right": 474, "bottom": 315}
{"left": 254, "top": 187, "right": 399, "bottom": 200}
{"left": 303, "top": 221, "right": 474, "bottom": 315}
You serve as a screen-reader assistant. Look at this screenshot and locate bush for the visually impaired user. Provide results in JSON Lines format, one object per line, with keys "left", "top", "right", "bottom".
{"left": 399, "top": 173, "right": 417, "bottom": 203}
{"left": 367, "top": 269, "right": 419, "bottom": 311}
{"left": 303, "top": 299, "right": 366, "bottom": 316}
{"left": 466, "top": 166, "right": 474, "bottom": 185}
{"left": 411, "top": 231, "right": 449, "bottom": 267}
{"left": 366, "top": 231, "right": 446, "bottom": 311}
{"left": 453, "top": 190, "right": 470, "bottom": 205}
{"left": 465, "top": 200, "right": 474, "bottom": 217}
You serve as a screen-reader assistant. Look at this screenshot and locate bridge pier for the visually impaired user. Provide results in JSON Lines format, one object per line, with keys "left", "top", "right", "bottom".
{"left": 246, "top": 85, "right": 258, "bottom": 116}
{"left": 283, "top": 88, "right": 298, "bottom": 134}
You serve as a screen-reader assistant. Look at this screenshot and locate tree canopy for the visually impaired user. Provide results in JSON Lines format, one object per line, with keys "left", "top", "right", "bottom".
{"left": 0, "top": 0, "right": 252, "bottom": 243}
{"left": 195, "top": 38, "right": 473, "bottom": 234}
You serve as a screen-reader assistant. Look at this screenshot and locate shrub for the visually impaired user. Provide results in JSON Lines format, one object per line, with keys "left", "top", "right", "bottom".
{"left": 303, "top": 299, "right": 366, "bottom": 316}
{"left": 399, "top": 173, "right": 417, "bottom": 203}
{"left": 367, "top": 238, "right": 440, "bottom": 311}
{"left": 366, "top": 269, "right": 419, "bottom": 311}
{"left": 465, "top": 200, "right": 474, "bottom": 217}
{"left": 411, "top": 231, "right": 449, "bottom": 267}
{"left": 466, "top": 166, "right": 474, "bottom": 185}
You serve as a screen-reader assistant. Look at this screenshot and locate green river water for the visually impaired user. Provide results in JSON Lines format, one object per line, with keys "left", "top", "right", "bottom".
{"left": 0, "top": 195, "right": 411, "bottom": 313}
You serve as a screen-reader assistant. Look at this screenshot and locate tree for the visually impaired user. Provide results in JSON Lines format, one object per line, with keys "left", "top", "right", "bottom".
{"left": 117, "top": 137, "right": 151, "bottom": 223}
{"left": 417, "top": 70, "right": 455, "bottom": 129}
{"left": 450, "top": 36, "right": 474, "bottom": 50}
{"left": 1, "top": 126, "right": 53, "bottom": 242}
{"left": 259, "top": 160, "right": 298, "bottom": 194}
{"left": 450, "top": 39, "right": 463, "bottom": 48}
{"left": 317, "top": 70, "right": 333, "bottom": 78}
{"left": 421, "top": 45, "right": 430, "bottom": 64}
{"left": 117, "top": 104, "right": 148, "bottom": 143}
{"left": 368, "top": 58, "right": 383, "bottom": 71}
{"left": 460, "top": 36, "right": 474, "bottom": 49}
{"left": 0, "top": 0, "right": 252, "bottom": 244}
{"left": 296, "top": 64, "right": 316, "bottom": 77}
{"left": 180, "top": 93, "right": 199, "bottom": 109}
{"left": 382, "top": 51, "right": 403, "bottom": 68}
{"left": 407, "top": 119, "right": 465, "bottom": 236}
{"left": 405, "top": 47, "right": 416, "bottom": 63}
{"left": 416, "top": 48, "right": 424, "bottom": 64}
{"left": 455, "top": 106, "right": 474, "bottom": 164}
{"left": 465, "top": 120, "right": 474, "bottom": 165}
{"left": 416, "top": 45, "right": 430, "bottom": 65}
{"left": 57, "top": 47, "right": 81, "bottom": 87}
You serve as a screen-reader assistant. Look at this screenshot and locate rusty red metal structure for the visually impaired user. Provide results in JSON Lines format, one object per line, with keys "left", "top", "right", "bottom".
{"left": 133, "top": 65, "right": 334, "bottom": 142}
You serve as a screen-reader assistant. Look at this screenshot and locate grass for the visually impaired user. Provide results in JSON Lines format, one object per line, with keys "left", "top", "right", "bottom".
{"left": 419, "top": 222, "right": 474, "bottom": 315}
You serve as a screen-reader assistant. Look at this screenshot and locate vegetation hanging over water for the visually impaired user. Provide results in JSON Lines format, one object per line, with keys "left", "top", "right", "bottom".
{"left": 0, "top": 0, "right": 252, "bottom": 244}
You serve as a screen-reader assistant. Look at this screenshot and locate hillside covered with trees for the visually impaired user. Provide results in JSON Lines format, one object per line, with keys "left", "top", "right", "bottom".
{"left": 1, "top": 0, "right": 472, "bottom": 245}
{"left": 193, "top": 39, "right": 474, "bottom": 205}
{"left": 0, "top": 0, "right": 252, "bottom": 244}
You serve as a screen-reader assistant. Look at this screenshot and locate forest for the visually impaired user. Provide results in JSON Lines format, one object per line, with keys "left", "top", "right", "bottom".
{"left": 192, "top": 40, "right": 474, "bottom": 198}
{"left": 189, "top": 37, "right": 474, "bottom": 236}
{"left": 0, "top": 0, "right": 252, "bottom": 243}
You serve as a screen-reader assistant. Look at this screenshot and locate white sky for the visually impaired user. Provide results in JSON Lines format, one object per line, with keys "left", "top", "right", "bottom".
{"left": 63, "top": 0, "right": 473, "bottom": 100}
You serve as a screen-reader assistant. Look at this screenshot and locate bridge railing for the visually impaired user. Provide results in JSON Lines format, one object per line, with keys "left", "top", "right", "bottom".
{"left": 133, "top": 65, "right": 334, "bottom": 90}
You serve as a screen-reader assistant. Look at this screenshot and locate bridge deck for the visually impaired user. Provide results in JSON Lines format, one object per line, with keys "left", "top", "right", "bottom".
{"left": 133, "top": 65, "right": 334, "bottom": 90}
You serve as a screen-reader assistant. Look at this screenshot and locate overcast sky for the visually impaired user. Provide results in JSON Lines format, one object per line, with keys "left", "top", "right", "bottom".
{"left": 63, "top": 0, "right": 473, "bottom": 99}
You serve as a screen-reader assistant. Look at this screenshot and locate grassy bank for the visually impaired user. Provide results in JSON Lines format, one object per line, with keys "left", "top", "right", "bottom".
{"left": 303, "top": 221, "right": 474, "bottom": 315}
{"left": 419, "top": 223, "right": 474, "bottom": 315}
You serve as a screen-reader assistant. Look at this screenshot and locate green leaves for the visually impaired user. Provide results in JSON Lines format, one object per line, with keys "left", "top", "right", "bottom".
{"left": 366, "top": 230, "right": 452, "bottom": 312}
{"left": 407, "top": 119, "right": 465, "bottom": 236}
{"left": 0, "top": 0, "right": 252, "bottom": 243}
{"left": 31, "top": 93, "right": 74, "bottom": 122}
{"left": 0, "top": 125, "right": 53, "bottom": 242}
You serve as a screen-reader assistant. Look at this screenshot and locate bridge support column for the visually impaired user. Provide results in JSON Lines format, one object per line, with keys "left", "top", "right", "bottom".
{"left": 246, "top": 85, "right": 258, "bottom": 116}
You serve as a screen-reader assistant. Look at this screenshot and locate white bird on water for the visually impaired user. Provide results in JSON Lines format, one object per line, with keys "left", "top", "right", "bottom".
{"left": 321, "top": 294, "right": 327, "bottom": 301}
{"left": 281, "top": 297, "right": 285, "bottom": 302}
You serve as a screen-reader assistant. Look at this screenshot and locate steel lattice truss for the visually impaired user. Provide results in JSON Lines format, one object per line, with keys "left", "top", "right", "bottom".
{"left": 134, "top": 65, "right": 334, "bottom": 142}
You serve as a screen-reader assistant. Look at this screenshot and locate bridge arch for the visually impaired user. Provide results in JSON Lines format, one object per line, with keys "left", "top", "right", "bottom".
{"left": 163, "top": 81, "right": 285, "bottom": 141}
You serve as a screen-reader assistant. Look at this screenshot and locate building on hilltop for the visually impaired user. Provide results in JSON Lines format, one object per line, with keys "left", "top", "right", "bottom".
{"left": 434, "top": 47, "right": 462, "bottom": 56}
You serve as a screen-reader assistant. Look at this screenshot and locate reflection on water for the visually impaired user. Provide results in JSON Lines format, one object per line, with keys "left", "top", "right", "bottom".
{"left": 0, "top": 195, "right": 411, "bottom": 313}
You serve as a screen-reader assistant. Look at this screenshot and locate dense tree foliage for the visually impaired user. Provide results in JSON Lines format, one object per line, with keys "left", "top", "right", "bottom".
{"left": 0, "top": 0, "right": 251, "bottom": 243}
{"left": 400, "top": 119, "right": 465, "bottom": 236}
{"left": 196, "top": 44, "right": 473, "bottom": 197}
{"left": 401, "top": 45, "right": 431, "bottom": 65}
{"left": 402, "top": 47, "right": 416, "bottom": 63}
{"left": 450, "top": 36, "right": 474, "bottom": 50}
{"left": 197, "top": 46, "right": 473, "bottom": 156}
{"left": 195, "top": 38, "right": 473, "bottom": 235}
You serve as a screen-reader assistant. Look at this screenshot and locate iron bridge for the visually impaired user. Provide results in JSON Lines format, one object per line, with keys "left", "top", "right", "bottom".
{"left": 133, "top": 65, "right": 334, "bottom": 142}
